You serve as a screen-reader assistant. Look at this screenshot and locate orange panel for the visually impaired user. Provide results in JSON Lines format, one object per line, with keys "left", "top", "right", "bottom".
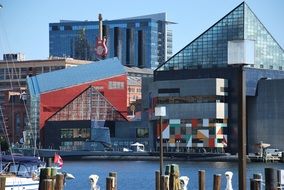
{"left": 209, "top": 138, "right": 215, "bottom": 147}
{"left": 191, "top": 119, "right": 198, "bottom": 128}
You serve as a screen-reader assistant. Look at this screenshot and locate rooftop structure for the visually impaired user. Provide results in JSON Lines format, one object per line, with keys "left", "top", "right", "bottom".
{"left": 157, "top": 3, "right": 284, "bottom": 71}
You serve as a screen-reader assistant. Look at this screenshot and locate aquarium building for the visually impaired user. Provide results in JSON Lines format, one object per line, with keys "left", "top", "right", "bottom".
{"left": 142, "top": 2, "right": 284, "bottom": 154}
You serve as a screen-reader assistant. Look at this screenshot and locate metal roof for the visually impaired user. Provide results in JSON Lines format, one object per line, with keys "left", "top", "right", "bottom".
{"left": 27, "top": 57, "right": 125, "bottom": 96}
{"left": 124, "top": 66, "right": 153, "bottom": 75}
{"left": 128, "top": 76, "right": 141, "bottom": 86}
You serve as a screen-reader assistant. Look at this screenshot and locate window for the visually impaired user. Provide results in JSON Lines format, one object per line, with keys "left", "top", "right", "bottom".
{"left": 170, "top": 127, "right": 175, "bottom": 135}
{"left": 51, "top": 26, "right": 59, "bottom": 31}
{"left": 158, "top": 88, "right": 180, "bottom": 94}
{"left": 140, "top": 21, "right": 148, "bottom": 27}
{"left": 136, "top": 128, "right": 149, "bottom": 138}
{"left": 220, "top": 87, "right": 229, "bottom": 92}
{"left": 181, "top": 127, "right": 186, "bottom": 135}
{"left": 60, "top": 128, "right": 90, "bottom": 139}
{"left": 108, "top": 81, "right": 124, "bottom": 89}
{"left": 64, "top": 25, "right": 72, "bottom": 31}
{"left": 0, "top": 69, "right": 4, "bottom": 80}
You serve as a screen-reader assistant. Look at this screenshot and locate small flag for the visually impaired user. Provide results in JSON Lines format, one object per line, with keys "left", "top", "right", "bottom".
{"left": 54, "top": 153, "right": 63, "bottom": 168}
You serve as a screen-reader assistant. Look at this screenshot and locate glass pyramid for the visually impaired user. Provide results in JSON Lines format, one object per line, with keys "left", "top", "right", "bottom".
{"left": 157, "top": 2, "right": 284, "bottom": 71}
{"left": 48, "top": 86, "right": 127, "bottom": 121}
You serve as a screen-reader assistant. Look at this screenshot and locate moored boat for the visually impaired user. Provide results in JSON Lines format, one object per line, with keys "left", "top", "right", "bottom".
{"left": 1, "top": 155, "right": 44, "bottom": 190}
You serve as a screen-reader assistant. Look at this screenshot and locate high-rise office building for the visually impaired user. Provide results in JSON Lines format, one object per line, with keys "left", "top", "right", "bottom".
{"left": 49, "top": 13, "right": 174, "bottom": 69}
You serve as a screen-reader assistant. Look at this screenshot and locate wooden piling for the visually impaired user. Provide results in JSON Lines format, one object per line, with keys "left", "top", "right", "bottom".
{"left": 55, "top": 174, "right": 64, "bottom": 190}
{"left": 51, "top": 167, "right": 57, "bottom": 189}
{"left": 109, "top": 172, "right": 117, "bottom": 190}
{"left": 106, "top": 177, "right": 115, "bottom": 190}
{"left": 199, "top": 170, "right": 205, "bottom": 190}
{"left": 265, "top": 168, "right": 277, "bottom": 190}
{"left": 0, "top": 176, "right": 6, "bottom": 190}
{"left": 39, "top": 167, "right": 52, "bottom": 190}
{"left": 250, "top": 178, "right": 261, "bottom": 190}
{"left": 161, "top": 175, "right": 169, "bottom": 190}
{"left": 155, "top": 170, "right": 160, "bottom": 190}
{"left": 251, "top": 173, "right": 262, "bottom": 190}
{"left": 253, "top": 173, "right": 262, "bottom": 181}
{"left": 169, "top": 164, "right": 180, "bottom": 190}
{"left": 43, "top": 179, "right": 53, "bottom": 190}
{"left": 213, "top": 174, "right": 221, "bottom": 190}
{"left": 280, "top": 152, "right": 284, "bottom": 163}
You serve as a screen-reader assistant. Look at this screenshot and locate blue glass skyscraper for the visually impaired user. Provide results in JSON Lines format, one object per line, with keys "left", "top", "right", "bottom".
{"left": 49, "top": 13, "right": 174, "bottom": 69}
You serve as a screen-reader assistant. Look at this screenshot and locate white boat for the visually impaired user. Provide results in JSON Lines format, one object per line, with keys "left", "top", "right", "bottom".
{"left": 5, "top": 177, "right": 39, "bottom": 190}
{"left": 1, "top": 155, "right": 44, "bottom": 190}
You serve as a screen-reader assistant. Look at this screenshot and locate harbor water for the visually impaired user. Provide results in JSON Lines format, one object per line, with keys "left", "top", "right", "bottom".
{"left": 62, "top": 160, "right": 284, "bottom": 190}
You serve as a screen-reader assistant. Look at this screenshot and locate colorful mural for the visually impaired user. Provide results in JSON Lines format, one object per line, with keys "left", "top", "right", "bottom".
{"left": 158, "top": 118, "right": 228, "bottom": 149}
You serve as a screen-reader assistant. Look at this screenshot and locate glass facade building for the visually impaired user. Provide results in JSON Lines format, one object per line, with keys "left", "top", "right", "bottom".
{"left": 49, "top": 13, "right": 174, "bottom": 69}
{"left": 144, "top": 2, "right": 284, "bottom": 154}
{"left": 157, "top": 3, "right": 284, "bottom": 71}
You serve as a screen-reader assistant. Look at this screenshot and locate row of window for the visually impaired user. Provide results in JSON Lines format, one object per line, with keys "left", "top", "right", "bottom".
{"left": 59, "top": 127, "right": 148, "bottom": 140}
{"left": 128, "top": 87, "right": 141, "bottom": 93}
{"left": 169, "top": 126, "right": 228, "bottom": 136}
{"left": 108, "top": 81, "right": 125, "bottom": 89}
{"left": 50, "top": 21, "right": 152, "bottom": 32}
{"left": 156, "top": 95, "right": 227, "bottom": 104}
{"left": 60, "top": 128, "right": 90, "bottom": 139}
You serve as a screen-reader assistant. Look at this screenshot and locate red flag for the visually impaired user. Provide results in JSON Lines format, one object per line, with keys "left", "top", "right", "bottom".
{"left": 54, "top": 153, "right": 63, "bottom": 168}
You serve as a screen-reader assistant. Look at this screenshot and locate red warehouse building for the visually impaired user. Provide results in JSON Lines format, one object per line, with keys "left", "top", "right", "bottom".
{"left": 27, "top": 58, "right": 128, "bottom": 149}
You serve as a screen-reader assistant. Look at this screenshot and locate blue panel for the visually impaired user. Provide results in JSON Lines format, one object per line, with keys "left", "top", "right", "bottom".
{"left": 245, "top": 68, "right": 284, "bottom": 96}
{"left": 28, "top": 57, "right": 125, "bottom": 95}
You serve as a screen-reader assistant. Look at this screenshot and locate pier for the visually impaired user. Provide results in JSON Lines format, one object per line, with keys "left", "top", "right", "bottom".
{"left": 32, "top": 164, "right": 284, "bottom": 190}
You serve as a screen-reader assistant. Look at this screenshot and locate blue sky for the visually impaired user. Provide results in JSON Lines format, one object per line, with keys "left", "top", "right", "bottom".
{"left": 0, "top": 0, "right": 283, "bottom": 60}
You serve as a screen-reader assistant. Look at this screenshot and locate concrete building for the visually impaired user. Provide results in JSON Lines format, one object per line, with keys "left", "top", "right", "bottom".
{"left": 3, "top": 53, "right": 25, "bottom": 61}
{"left": 142, "top": 2, "right": 284, "bottom": 154}
{"left": 126, "top": 67, "right": 153, "bottom": 117}
{"left": 49, "top": 13, "right": 174, "bottom": 69}
{"left": 0, "top": 57, "right": 90, "bottom": 143}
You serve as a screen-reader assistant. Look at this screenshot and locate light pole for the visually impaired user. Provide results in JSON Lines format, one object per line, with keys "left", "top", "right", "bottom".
{"left": 176, "top": 140, "right": 180, "bottom": 152}
{"left": 228, "top": 40, "right": 254, "bottom": 190}
{"left": 155, "top": 106, "right": 166, "bottom": 177}
{"left": 166, "top": 140, "right": 169, "bottom": 152}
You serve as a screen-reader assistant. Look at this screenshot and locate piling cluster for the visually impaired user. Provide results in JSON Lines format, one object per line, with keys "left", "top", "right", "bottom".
{"left": 39, "top": 167, "right": 64, "bottom": 190}
{"left": 36, "top": 165, "right": 284, "bottom": 190}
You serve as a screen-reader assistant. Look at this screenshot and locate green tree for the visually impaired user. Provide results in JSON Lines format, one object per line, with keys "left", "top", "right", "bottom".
{"left": 74, "top": 28, "right": 92, "bottom": 60}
